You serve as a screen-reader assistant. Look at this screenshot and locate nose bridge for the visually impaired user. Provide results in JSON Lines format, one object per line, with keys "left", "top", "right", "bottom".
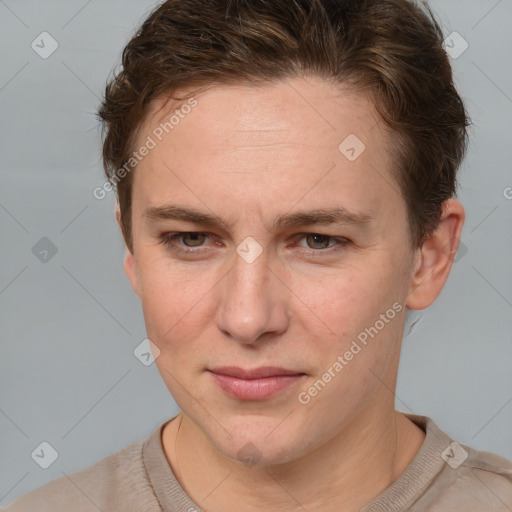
{"left": 216, "top": 245, "right": 288, "bottom": 343}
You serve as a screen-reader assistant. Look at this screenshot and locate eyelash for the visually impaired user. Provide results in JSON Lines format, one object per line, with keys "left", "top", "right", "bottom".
{"left": 158, "top": 232, "right": 350, "bottom": 256}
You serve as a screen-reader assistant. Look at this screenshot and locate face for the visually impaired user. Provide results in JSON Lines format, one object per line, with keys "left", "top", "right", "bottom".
{"left": 123, "top": 76, "right": 420, "bottom": 466}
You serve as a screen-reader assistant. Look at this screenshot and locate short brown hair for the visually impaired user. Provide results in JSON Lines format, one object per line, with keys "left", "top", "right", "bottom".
{"left": 98, "top": 0, "right": 469, "bottom": 253}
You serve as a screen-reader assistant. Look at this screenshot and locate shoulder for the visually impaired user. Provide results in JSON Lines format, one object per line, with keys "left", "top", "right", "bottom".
{"left": 416, "top": 414, "right": 512, "bottom": 511}
{"left": 2, "top": 436, "right": 161, "bottom": 512}
{"left": 387, "top": 414, "right": 512, "bottom": 511}
{"left": 439, "top": 442, "right": 512, "bottom": 511}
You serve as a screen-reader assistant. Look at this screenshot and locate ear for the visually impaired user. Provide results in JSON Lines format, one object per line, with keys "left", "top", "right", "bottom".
{"left": 406, "top": 199, "right": 465, "bottom": 310}
{"left": 116, "top": 203, "right": 140, "bottom": 297}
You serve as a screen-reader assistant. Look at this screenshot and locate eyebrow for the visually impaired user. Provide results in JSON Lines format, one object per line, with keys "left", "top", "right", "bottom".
{"left": 143, "top": 204, "right": 373, "bottom": 232}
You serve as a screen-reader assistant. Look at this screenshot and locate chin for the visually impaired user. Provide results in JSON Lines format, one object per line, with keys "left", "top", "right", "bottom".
{"left": 209, "top": 421, "right": 305, "bottom": 467}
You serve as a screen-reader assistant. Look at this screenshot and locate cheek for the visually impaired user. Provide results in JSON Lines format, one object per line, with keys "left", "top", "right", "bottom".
{"left": 291, "top": 255, "right": 406, "bottom": 393}
{"left": 137, "top": 256, "right": 219, "bottom": 352}
{"left": 293, "top": 260, "right": 397, "bottom": 336}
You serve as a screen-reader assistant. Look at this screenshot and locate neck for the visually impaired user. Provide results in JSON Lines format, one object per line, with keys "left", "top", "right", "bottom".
{"left": 163, "top": 407, "right": 425, "bottom": 512}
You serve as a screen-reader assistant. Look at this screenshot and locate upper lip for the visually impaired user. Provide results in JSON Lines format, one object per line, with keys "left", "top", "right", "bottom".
{"left": 209, "top": 366, "right": 304, "bottom": 379}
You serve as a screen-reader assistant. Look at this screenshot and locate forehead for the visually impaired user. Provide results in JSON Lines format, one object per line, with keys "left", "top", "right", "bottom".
{"left": 131, "top": 76, "right": 402, "bottom": 232}
{"left": 142, "top": 78, "right": 382, "bottom": 145}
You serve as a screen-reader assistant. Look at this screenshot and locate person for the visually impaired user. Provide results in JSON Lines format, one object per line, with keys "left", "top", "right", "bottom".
{"left": 5, "top": 0, "right": 512, "bottom": 510}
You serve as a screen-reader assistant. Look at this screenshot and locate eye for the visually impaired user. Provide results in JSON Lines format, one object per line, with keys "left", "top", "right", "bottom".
{"left": 295, "top": 233, "right": 350, "bottom": 254}
{"left": 159, "top": 232, "right": 210, "bottom": 253}
{"left": 301, "top": 234, "right": 335, "bottom": 250}
{"left": 173, "top": 232, "right": 206, "bottom": 247}
{"left": 158, "top": 231, "right": 350, "bottom": 257}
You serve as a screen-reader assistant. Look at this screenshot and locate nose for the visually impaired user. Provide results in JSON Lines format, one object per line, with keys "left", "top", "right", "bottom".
{"left": 216, "top": 247, "right": 289, "bottom": 345}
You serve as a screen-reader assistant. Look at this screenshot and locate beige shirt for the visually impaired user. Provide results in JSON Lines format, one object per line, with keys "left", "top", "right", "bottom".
{"left": 3, "top": 413, "right": 512, "bottom": 511}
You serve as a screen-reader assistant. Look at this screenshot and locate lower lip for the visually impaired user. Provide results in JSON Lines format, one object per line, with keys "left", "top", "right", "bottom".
{"left": 210, "top": 372, "right": 305, "bottom": 400}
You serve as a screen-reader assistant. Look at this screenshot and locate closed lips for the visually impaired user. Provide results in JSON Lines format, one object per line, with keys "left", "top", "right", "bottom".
{"left": 209, "top": 366, "right": 305, "bottom": 379}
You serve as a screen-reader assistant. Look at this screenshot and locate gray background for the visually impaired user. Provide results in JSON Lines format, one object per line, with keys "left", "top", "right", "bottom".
{"left": 1, "top": 0, "right": 511, "bottom": 505}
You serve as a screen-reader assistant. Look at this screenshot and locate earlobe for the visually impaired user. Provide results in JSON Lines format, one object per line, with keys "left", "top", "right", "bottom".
{"left": 123, "top": 247, "right": 141, "bottom": 297}
{"left": 116, "top": 202, "right": 140, "bottom": 297}
{"left": 405, "top": 199, "right": 465, "bottom": 310}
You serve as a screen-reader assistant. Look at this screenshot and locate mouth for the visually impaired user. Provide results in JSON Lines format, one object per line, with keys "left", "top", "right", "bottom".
{"left": 209, "top": 366, "right": 305, "bottom": 379}
{"left": 208, "top": 366, "right": 306, "bottom": 400}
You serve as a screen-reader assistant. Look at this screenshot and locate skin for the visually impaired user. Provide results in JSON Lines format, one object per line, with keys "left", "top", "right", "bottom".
{"left": 118, "top": 75, "right": 465, "bottom": 511}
